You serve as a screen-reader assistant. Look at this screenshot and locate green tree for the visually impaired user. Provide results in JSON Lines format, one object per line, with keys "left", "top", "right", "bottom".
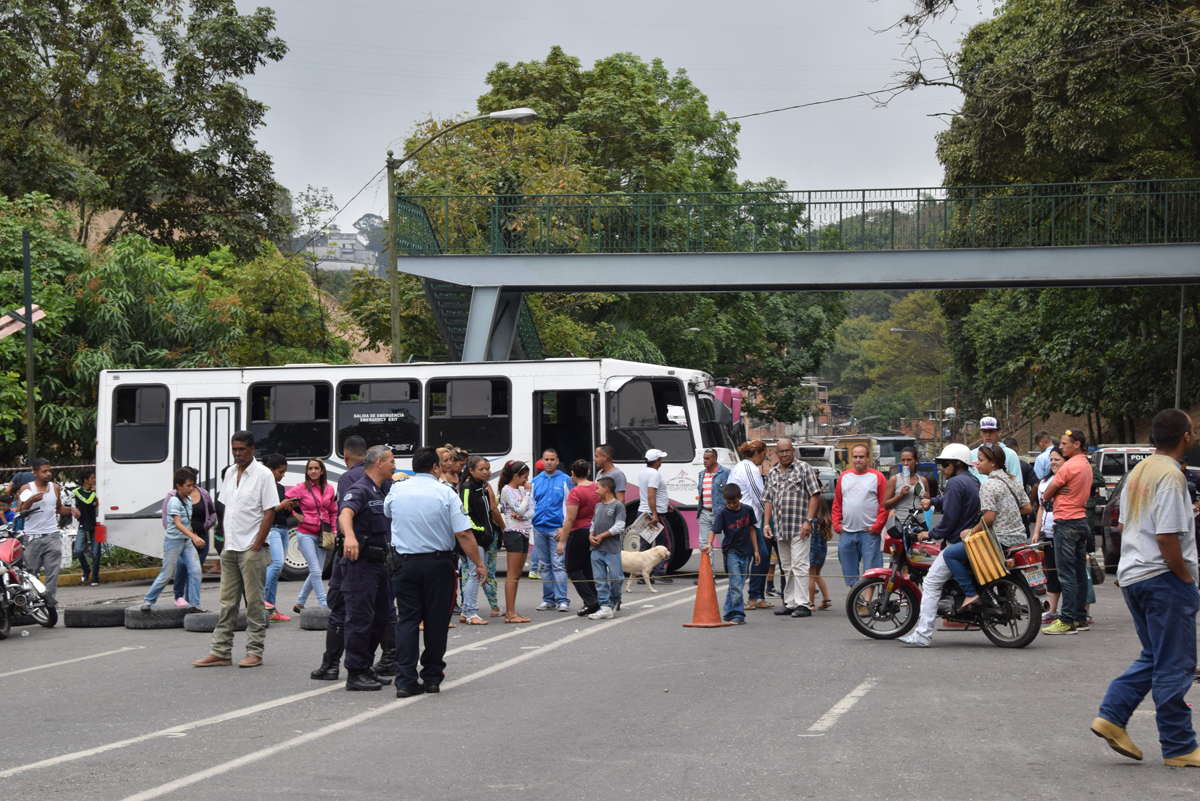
{"left": 0, "top": 0, "right": 290, "bottom": 258}
{"left": 854, "top": 388, "right": 920, "bottom": 432}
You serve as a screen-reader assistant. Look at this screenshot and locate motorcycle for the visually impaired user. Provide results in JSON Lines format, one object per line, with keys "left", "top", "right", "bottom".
{"left": 845, "top": 507, "right": 1047, "bottom": 648}
{"left": 0, "top": 523, "right": 59, "bottom": 639}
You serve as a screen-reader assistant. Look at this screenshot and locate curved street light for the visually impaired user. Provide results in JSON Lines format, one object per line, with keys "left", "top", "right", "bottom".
{"left": 385, "top": 108, "right": 538, "bottom": 360}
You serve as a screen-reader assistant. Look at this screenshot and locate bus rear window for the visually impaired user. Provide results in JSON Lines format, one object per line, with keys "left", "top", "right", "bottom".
{"left": 248, "top": 383, "right": 332, "bottom": 458}
{"left": 606, "top": 379, "right": 693, "bottom": 463}
{"left": 337, "top": 381, "right": 421, "bottom": 456}
{"left": 112, "top": 385, "right": 169, "bottom": 463}
{"left": 426, "top": 379, "right": 510, "bottom": 455}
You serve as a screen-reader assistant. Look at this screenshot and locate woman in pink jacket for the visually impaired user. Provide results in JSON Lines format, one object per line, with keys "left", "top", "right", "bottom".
{"left": 285, "top": 458, "right": 337, "bottom": 612}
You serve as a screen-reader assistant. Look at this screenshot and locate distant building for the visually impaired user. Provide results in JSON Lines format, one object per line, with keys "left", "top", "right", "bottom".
{"left": 301, "top": 224, "right": 377, "bottom": 272}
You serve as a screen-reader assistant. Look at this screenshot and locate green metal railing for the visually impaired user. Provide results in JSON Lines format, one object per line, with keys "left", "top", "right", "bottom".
{"left": 401, "top": 179, "right": 1200, "bottom": 255}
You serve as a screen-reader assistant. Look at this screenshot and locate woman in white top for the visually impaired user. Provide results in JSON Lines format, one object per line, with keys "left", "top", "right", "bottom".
{"left": 496, "top": 460, "right": 535, "bottom": 624}
{"left": 1033, "top": 447, "right": 1066, "bottom": 622}
{"left": 727, "top": 440, "right": 770, "bottom": 608}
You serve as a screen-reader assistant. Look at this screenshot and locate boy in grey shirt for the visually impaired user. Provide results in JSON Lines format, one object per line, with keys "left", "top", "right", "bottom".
{"left": 588, "top": 476, "right": 626, "bottom": 619}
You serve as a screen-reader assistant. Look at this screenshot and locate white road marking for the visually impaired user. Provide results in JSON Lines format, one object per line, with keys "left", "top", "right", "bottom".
{"left": 806, "top": 678, "right": 879, "bottom": 732}
{"left": 0, "top": 646, "right": 144, "bottom": 679}
{"left": 0, "top": 584, "right": 700, "bottom": 781}
{"left": 120, "top": 589, "right": 709, "bottom": 801}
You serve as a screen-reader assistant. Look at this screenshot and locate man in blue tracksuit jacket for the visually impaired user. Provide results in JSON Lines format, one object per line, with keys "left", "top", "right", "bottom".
{"left": 531, "top": 449, "right": 573, "bottom": 611}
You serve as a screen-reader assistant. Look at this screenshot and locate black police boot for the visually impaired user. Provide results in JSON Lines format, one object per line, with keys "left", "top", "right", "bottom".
{"left": 345, "top": 670, "right": 382, "bottom": 692}
{"left": 310, "top": 624, "right": 343, "bottom": 681}
{"left": 373, "top": 625, "right": 397, "bottom": 680}
{"left": 366, "top": 666, "right": 393, "bottom": 686}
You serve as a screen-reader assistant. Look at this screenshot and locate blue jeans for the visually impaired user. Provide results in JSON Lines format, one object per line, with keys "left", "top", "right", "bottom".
{"left": 746, "top": 526, "right": 769, "bottom": 600}
{"left": 1055, "top": 518, "right": 1090, "bottom": 625}
{"left": 837, "top": 530, "right": 883, "bottom": 587}
{"left": 144, "top": 536, "right": 201, "bottom": 607}
{"left": 264, "top": 526, "right": 288, "bottom": 607}
{"left": 533, "top": 527, "right": 568, "bottom": 605}
{"left": 174, "top": 536, "right": 209, "bottom": 600}
{"left": 74, "top": 528, "right": 101, "bottom": 582}
{"left": 941, "top": 541, "right": 976, "bottom": 597}
{"left": 295, "top": 532, "right": 328, "bottom": 607}
{"left": 461, "top": 545, "right": 488, "bottom": 619}
{"left": 724, "top": 551, "right": 750, "bottom": 621}
{"left": 591, "top": 550, "right": 624, "bottom": 608}
{"left": 1099, "top": 572, "right": 1200, "bottom": 758}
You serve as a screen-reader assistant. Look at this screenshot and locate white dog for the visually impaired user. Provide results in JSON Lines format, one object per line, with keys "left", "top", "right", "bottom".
{"left": 622, "top": 545, "right": 671, "bottom": 594}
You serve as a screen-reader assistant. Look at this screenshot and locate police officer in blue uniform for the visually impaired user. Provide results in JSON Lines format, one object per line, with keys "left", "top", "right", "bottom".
{"left": 338, "top": 445, "right": 396, "bottom": 691}
{"left": 385, "top": 446, "right": 485, "bottom": 698}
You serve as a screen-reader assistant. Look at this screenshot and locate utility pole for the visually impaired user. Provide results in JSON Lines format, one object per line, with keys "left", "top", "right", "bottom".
{"left": 386, "top": 151, "right": 401, "bottom": 362}
{"left": 22, "top": 230, "right": 36, "bottom": 462}
{"left": 1176, "top": 284, "right": 1186, "bottom": 409}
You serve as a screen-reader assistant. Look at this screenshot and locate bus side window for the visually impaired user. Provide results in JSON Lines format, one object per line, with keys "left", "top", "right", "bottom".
{"left": 426, "top": 378, "right": 510, "bottom": 455}
{"left": 606, "top": 379, "right": 694, "bottom": 463}
{"left": 337, "top": 380, "right": 421, "bottom": 457}
{"left": 248, "top": 383, "right": 332, "bottom": 458}
{"left": 112, "top": 385, "right": 169, "bottom": 463}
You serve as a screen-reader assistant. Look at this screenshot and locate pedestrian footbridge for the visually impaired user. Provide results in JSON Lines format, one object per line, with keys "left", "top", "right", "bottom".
{"left": 391, "top": 179, "right": 1200, "bottom": 361}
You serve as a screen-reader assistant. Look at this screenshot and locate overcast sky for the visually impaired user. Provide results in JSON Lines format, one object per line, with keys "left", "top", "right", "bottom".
{"left": 237, "top": 0, "right": 991, "bottom": 230}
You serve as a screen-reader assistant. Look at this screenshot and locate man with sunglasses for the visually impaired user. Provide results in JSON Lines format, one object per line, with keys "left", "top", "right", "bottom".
{"left": 1040, "top": 428, "right": 1093, "bottom": 634}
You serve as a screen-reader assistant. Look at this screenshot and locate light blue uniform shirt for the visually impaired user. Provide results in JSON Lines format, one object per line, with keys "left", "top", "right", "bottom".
{"left": 970, "top": 443, "right": 1022, "bottom": 485}
{"left": 384, "top": 473, "right": 473, "bottom": 554}
{"left": 1034, "top": 447, "right": 1053, "bottom": 481}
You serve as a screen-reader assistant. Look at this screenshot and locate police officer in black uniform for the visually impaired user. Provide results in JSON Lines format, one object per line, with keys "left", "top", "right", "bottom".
{"left": 338, "top": 445, "right": 396, "bottom": 691}
{"left": 311, "top": 437, "right": 365, "bottom": 682}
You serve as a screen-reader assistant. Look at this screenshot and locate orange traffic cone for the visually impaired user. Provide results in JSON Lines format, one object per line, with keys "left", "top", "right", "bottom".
{"left": 684, "top": 550, "right": 731, "bottom": 628}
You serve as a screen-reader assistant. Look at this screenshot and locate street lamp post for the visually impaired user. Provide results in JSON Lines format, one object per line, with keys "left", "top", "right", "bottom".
{"left": 385, "top": 107, "right": 537, "bottom": 362}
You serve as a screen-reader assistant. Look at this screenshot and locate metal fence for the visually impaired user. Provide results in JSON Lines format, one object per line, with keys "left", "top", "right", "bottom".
{"left": 400, "top": 178, "right": 1200, "bottom": 255}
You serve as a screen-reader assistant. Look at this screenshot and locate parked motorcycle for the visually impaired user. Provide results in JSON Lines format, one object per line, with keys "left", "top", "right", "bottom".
{"left": 845, "top": 508, "right": 1047, "bottom": 648}
{"left": 0, "top": 524, "right": 59, "bottom": 639}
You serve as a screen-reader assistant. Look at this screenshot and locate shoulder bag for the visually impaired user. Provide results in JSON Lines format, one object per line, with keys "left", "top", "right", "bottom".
{"left": 307, "top": 483, "right": 336, "bottom": 551}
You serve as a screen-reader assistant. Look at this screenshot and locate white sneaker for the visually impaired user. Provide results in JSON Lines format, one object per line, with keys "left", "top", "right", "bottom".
{"left": 588, "top": 606, "right": 614, "bottom": 620}
{"left": 557, "top": 603, "right": 571, "bottom": 612}
{"left": 899, "top": 633, "right": 932, "bottom": 647}
{"left": 534, "top": 601, "right": 556, "bottom": 611}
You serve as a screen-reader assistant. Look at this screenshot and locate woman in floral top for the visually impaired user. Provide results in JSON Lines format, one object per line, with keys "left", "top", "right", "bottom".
{"left": 941, "top": 442, "right": 1033, "bottom": 610}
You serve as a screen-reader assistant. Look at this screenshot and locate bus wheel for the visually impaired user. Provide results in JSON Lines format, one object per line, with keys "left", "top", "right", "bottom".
{"left": 281, "top": 532, "right": 309, "bottom": 581}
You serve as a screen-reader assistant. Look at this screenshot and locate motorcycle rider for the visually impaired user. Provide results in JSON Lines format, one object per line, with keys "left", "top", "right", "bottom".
{"left": 898, "top": 444, "right": 980, "bottom": 647}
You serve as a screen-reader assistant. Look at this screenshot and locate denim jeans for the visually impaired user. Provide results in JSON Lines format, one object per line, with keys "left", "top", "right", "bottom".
{"left": 723, "top": 551, "right": 750, "bottom": 621}
{"left": 295, "top": 532, "right": 327, "bottom": 607}
{"left": 746, "top": 526, "right": 769, "bottom": 600}
{"left": 461, "top": 545, "right": 488, "bottom": 619}
{"left": 174, "top": 536, "right": 209, "bottom": 600}
{"left": 144, "top": 536, "right": 201, "bottom": 607}
{"left": 697, "top": 509, "right": 723, "bottom": 574}
{"left": 74, "top": 528, "right": 101, "bottom": 582}
{"left": 941, "top": 541, "right": 977, "bottom": 598}
{"left": 837, "top": 530, "right": 883, "bottom": 587}
{"left": 533, "top": 527, "right": 568, "bottom": 605}
{"left": 264, "top": 526, "right": 288, "bottom": 607}
{"left": 591, "top": 550, "right": 624, "bottom": 609}
{"left": 1054, "top": 518, "right": 1090, "bottom": 625}
{"left": 1099, "top": 572, "right": 1200, "bottom": 758}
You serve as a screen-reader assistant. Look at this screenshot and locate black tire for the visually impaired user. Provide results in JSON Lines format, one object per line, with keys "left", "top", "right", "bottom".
{"left": 0, "top": 606, "right": 9, "bottom": 640}
{"left": 10, "top": 613, "right": 36, "bottom": 627}
{"left": 184, "top": 610, "right": 247, "bottom": 633}
{"left": 979, "top": 575, "right": 1041, "bottom": 648}
{"left": 299, "top": 606, "right": 330, "bottom": 631}
{"left": 31, "top": 604, "right": 58, "bottom": 628}
{"left": 844, "top": 576, "right": 919, "bottom": 640}
{"left": 64, "top": 606, "right": 126, "bottom": 628}
{"left": 124, "top": 604, "right": 190, "bottom": 630}
{"left": 663, "top": 509, "right": 692, "bottom": 574}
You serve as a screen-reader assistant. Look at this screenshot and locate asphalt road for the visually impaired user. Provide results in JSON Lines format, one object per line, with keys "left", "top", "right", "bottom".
{"left": 1, "top": 550, "right": 1197, "bottom": 801}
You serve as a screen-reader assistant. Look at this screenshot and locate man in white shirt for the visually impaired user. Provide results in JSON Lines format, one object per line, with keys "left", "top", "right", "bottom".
{"left": 194, "top": 431, "right": 278, "bottom": 669}
{"left": 1093, "top": 409, "right": 1200, "bottom": 768}
{"left": 16, "top": 458, "right": 81, "bottom": 607}
{"left": 637, "top": 449, "right": 673, "bottom": 583}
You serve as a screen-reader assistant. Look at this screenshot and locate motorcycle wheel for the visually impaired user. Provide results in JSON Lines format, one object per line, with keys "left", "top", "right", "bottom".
{"left": 0, "top": 606, "right": 9, "bottom": 640}
{"left": 31, "top": 602, "right": 58, "bottom": 628}
{"left": 844, "top": 576, "right": 919, "bottom": 639}
{"left": 979, "top": 575, "right": 1039, "bottom": 648}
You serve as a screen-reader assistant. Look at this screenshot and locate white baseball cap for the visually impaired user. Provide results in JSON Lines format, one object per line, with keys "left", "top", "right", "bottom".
{"left": 979, "top": 416, "right": 999, "bottom": 430}
{"left": 644, "top": 448, "right": 668, "bottom": 461}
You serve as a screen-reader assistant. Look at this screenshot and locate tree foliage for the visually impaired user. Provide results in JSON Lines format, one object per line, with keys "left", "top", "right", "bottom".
{"left": 0, "top": 0, "right": 290, "bottom": 258}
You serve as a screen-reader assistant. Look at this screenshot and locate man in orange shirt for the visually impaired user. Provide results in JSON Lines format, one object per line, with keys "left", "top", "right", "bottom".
{"left": 1041, "top": 429, "right": 1092, "bottom": 634}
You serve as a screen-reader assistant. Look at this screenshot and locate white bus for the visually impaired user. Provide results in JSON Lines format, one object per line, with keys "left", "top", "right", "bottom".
{"left": 96, "top": 358, "right": 746, "bottom": 576}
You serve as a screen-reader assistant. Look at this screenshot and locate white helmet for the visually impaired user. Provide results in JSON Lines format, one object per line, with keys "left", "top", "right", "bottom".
{"left": 935, "top": 443, "right": 973, "bottom": 466}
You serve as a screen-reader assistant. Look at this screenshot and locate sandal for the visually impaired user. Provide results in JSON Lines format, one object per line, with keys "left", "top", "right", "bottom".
{"left": 754, "top": 599, "right": 774, "bottom": 609}
{"left": 490, "top": 609, "right": 501, "bottom": 617}
{"left": 504, "top": 614, "right": 531, "bottom": 624}
{"left": 466, "top": 616, "right": 488, "bottom": 625}
{"left": 818, "top": 599, "right": 833, "bottom": 610}
{"left": 459, "top": 615, "right": 468, "bottom": 623}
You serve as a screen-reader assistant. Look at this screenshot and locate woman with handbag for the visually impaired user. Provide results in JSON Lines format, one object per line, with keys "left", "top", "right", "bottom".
{"left": 286, "top": 458, "right": 338, "bottom": 612}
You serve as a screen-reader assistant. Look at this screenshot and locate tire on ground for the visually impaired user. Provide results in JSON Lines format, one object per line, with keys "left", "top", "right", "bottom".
{"left": 183, "top": 610, "right": 248, "bottom": 632}
{"left": 300, "top": 606, "right": 330, "bottom": 631}
{"left": 65, "top": 606, "right": 126, "bottom": 628}
{"left": 124, "top": 604, "right": 191, "bottom": 630}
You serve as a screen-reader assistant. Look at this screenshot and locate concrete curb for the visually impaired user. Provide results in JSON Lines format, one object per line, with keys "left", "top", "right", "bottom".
{"left": 57, "top": 568, "right": 162, "bottom": 586}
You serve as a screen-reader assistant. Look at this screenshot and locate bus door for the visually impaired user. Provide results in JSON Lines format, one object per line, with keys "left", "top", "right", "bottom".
{"left": 534, "top": 390, "right": 599, "bottom": 469}
{"left": 175, "top": 398, "right": 240, "bottom": 493}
